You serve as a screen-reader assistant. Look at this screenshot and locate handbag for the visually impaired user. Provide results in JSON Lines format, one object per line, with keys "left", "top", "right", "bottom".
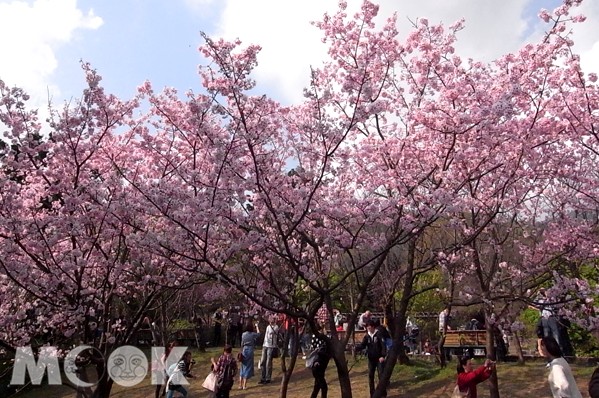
{"left": 202, "top": 371, "right": 218, "bottom": 392}
{"left": 272, "top": 347, "right": 280, "bottom": 358}
{"left": 306, "top": 345, "right": 324, "bottom": 368}
{"left": 451, "top": 384, "right": 469, "bottom": 398}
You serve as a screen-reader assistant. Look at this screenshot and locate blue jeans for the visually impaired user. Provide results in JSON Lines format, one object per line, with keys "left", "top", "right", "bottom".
{"left": 260, "top": 347, "right": 275, "bottom": 382}
{"left": 166, "top": 385, "right": 187, "bottom": 398}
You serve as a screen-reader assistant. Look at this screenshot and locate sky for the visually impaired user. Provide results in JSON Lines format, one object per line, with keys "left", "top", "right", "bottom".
{"left": 0, "top": 0, "right": 598, "bottom": 110}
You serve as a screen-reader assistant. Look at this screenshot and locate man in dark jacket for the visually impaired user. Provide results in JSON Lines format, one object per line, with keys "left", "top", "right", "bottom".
{"left": 358, "top": 319, "right": 388, "bottom": 398}
{"left": 589, "top": 366, "right": 599, "bottom": 398}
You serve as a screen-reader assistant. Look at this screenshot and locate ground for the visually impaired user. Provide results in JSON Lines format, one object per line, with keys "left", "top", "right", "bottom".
{"left": 11, "top": 348, "right": 598, "bottom": 397}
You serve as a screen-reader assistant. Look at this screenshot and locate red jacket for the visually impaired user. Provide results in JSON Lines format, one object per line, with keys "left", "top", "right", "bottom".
{"left": 457, "top": 365, "right": 492, "bottom": 398}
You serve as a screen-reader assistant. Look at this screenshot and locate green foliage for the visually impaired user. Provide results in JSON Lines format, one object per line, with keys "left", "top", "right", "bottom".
{"left": 567, "top": 323, "right": 599, "bottom": 357}
{"left": 518, "top": 307, "right": 540, "bottom": 341}
{"left": 170, "top": 319, "right": 194, "bottom": 330}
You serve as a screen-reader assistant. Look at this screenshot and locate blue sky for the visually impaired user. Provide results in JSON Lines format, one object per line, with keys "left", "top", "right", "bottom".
{"left": 1, "top": 0, "right": 597, "bottom": 110}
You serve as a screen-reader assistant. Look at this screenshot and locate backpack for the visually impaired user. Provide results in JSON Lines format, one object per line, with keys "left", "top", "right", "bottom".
{"left": 384, "top": 337, "right": 393, "bottom": 352}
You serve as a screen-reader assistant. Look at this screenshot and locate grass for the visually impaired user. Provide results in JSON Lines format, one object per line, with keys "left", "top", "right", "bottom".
{"left": 10, "top": 348, "right": 599, "bottom": 397}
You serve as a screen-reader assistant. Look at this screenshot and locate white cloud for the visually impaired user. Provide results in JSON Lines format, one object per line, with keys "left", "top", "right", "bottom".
{"left": 211, "top": 0, "right": 535, "bottom": 104}
{"left": 213, "top": 0, "right": 333, "bottom": 104}
{"left": 0, "top": 0, "right": 102, "bottom": 106}
{"left": 572, "top": 1, "right": 599, "bottom": 75}
{"left": 377, "top": 0, "right": 530, "bottom": 60}
{"left": 210, "top": 0, "right": 599, "bottom": 105}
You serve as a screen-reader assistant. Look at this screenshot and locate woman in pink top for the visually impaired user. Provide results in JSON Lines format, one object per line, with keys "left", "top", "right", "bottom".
{"left": 456, "top": 356, "right": 495, "bottom": 398}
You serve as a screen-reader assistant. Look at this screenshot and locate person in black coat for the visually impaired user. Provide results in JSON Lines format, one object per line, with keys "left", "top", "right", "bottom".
{"left": 357, "top": 319, "right": 388, "bottom": 398}
{"left": 306, "top": 326, "right": 331, "bottom": 398}
{"left": 590, "top": 366, "right": 599, "bottom": 398}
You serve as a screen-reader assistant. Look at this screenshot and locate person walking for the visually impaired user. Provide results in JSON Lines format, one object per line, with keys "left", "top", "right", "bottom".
{"left": 258, "top": 316, "right": 280, "bottom": 385}
{"left": 238, "top": 322, "right": 260, "bottom": 389}
{"left": 357, "top": 319, "right": 388, "bottom": 398}
{"left": 538, "top": 336, "right": 582, "bottom": 398}
{"left": 211, "top": 344, "right": 238, "bottom": 398}
{"left": 455, "top": 356, "right": 494, "bottom": 398}
{"left": 306, "top": 325, "right": 331, "bottom": 398}
{"left": 165, "top": 350, "right": 194, "bottom": 398}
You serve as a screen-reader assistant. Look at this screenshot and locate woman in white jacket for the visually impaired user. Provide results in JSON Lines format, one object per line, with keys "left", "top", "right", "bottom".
{"left": 538, "top": 336, "right": 582, "bottom": 398}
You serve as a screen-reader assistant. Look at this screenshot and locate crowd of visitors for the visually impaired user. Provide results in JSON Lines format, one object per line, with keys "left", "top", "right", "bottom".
{"left": 147, "top": 304, "right": 599, "bottom": 398}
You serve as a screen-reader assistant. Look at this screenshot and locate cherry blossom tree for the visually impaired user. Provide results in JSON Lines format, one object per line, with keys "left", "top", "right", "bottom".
{"left": 123, "top": 1, "right": 599, "bottom": 397}
{"left": 0, "top": 68, "right": 202, "bottom": 398}
{"left": 2, "top": 2, "right": 599, "bottom": 398}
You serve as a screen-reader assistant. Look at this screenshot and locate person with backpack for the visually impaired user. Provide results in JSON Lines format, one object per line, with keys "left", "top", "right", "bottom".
{"left": 357, "top": 319, "right": 388, "bottom": 398}
{"left": 166, "top": 350, "right": 194, "bottom": 398}
{"left": 211, "top": 344, "right": 238, "bottom": 398}
{"left": 375, "top": 319, "right": 393, "bottom": 353}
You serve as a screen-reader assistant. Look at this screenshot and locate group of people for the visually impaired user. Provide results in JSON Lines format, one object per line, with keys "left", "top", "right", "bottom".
{"left": 211, "top": 307, "right": 246, "bottom": 348}
{"left": 152, "top": 311, "right": 397, "bottom": 398}
{"left": 452, "top": 336, "right": 587, "bottom": 398}
{"left": 303, "top": 315, "right": 392, "bottom": 398}
{"left": 150, "top": 297, "right": 599, "bottom": 398}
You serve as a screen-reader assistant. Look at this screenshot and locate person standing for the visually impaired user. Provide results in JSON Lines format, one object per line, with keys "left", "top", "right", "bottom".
{"left": 538, "top": 336, "right": 582, "bottom": 398}
{"left": 211, "top": 345, "right": 238, "bottom": 398}
{"left": 306, "top": 326, "right": 331, "bottom": 398}
{"left": 358, "top": 310, "right": 372, "bottom": 329}
{"left": 213, "top": 309, "right": 223, "bottom": 347}
{"left": 357, "top": 319, "right": 388, "bottom": 398}
{"left": 228, "top": 308, "right": 241, "bottom": 347}
{"left": 333, "top": 309, "right": 343, "bottom": 331}
{"left": 259, "top": 316, "right": 280, "bottom": 384}
{"left": 439, "top": 308, "right": 450, "bottom": 333}
{"left": 537, "top": 288, "right": 561, "bottom": 349}
{"left": 455, "top": 356, "right": 494, "bottom": 398}
{"left": 238, "top": 322, "right": 260, "bottom": 389}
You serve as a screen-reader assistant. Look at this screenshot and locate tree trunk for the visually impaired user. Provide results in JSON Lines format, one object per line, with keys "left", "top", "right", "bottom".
{"left": 513, "top": 330, "right": 525, "bottom": 365}
{"left": 373, "top": 238, "right": 418, "bottom": 398}
{"left": 485, "top": 311, "right": 500, "bottom": 398}
{"left": 331, "top": 341, "right": 353, "bottom": 398}
{"left": 72, "top": 359, "right": 112, "bottom": 398}
{"left": 279, "top": 353, "right": 296, "bottom": 398}
{"left": 278, "top": 324, "right": 298, "bottom": 398}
